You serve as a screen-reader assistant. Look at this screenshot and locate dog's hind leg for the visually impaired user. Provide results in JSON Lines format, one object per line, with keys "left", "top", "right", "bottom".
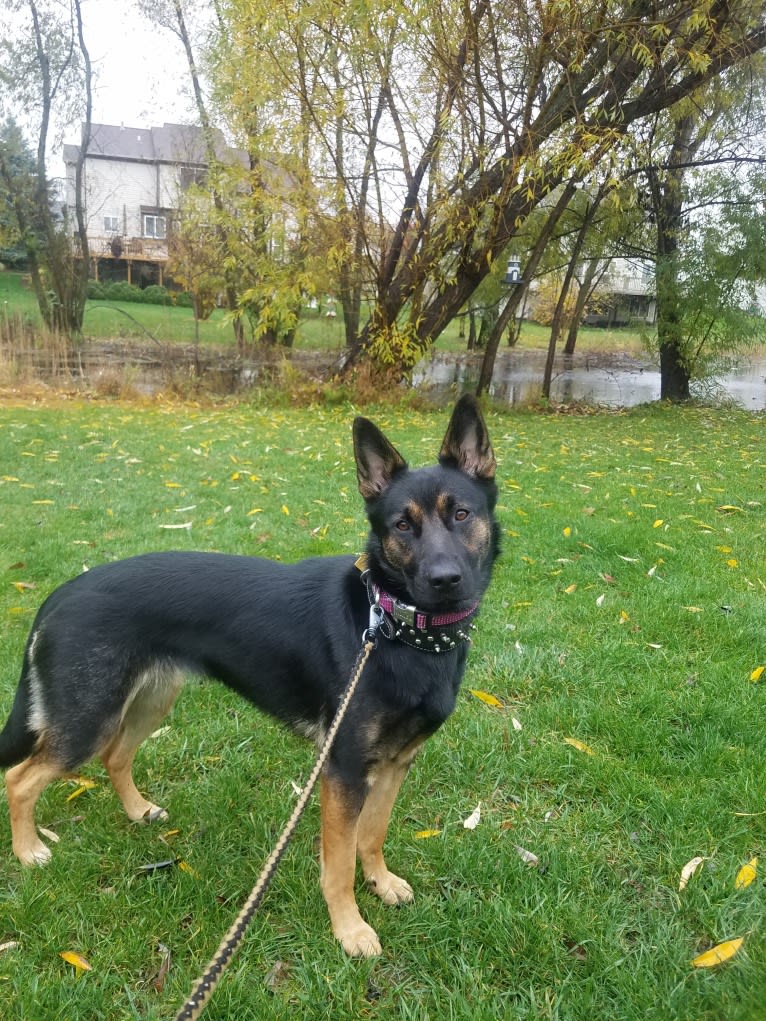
{"left": 100, "top": 669, "right": 183, "bottom": 823}
{"left": 356, "top": 740, "right": 423, "bottom": 907}
{"left": 6, "top": 750, "right": 66, "bottom": 866}
{"left": 320, "top": 772, "right": 382, "bottom": 957}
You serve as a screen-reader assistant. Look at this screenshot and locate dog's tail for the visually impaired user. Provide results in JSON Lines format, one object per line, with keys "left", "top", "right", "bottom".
{"left": 0, "top": 674, "right": 37, "bottom": 769}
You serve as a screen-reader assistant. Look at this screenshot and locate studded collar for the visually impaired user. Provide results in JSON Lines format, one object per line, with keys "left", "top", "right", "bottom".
{"left": 356, "top": 555, "right": 478, "bottom": 654}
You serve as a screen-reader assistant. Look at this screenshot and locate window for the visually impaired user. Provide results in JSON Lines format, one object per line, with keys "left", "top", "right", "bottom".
{"left": 104, "top": 215, "right": 119, "bottom": 233}
{"left": 180, "top": 166, "right": 207, "bottom": 190}
{"left": 143, "top": 214, "right": 167, "bottom": 239}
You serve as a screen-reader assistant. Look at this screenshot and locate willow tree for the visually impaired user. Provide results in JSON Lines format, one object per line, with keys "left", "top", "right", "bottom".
{"left": 0, "top": 0, "right": 92, "bottom": 335}
{"left": 209, "top": 0, "right": 766, "bottom": 378}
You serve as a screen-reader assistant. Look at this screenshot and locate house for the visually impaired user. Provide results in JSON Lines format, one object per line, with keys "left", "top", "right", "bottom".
{"left": 582, "top": 258, "right": 656, "bottom": 327}
{"left": 63, "top": 122, "right": 246, "bottom": 286}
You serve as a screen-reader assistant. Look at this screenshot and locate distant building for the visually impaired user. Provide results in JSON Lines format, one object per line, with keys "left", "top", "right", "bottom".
{"left": 583, "top": 259, "right": 656, "bottom": 327}
{"left": 63, "top": 122, "right": 245, "bottom": 286}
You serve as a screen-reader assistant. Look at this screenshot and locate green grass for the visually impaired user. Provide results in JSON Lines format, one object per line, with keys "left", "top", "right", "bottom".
{"left": 0, "top": 269, "right": 650, "bottom": 355}
{"left": 0, "top": 398, "right": 764, "bottom": 1020}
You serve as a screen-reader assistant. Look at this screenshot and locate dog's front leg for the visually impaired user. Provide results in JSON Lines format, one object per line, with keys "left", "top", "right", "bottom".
{"left": 320, "top": 771, "right": 381, "bottom": 957}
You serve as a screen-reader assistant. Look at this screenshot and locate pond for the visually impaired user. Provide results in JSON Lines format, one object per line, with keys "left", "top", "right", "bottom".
{"left": 413, "top": 349, "right": 766, "bottom": 410}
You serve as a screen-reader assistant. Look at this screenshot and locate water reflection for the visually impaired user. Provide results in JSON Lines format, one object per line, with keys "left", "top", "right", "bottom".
{"left": 413, "top": 350, "right": 766, "bottom": 409}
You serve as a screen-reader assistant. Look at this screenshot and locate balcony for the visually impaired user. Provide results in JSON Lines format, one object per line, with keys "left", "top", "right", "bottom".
{"left": 90, "top": 234, "right": 169, "bottom": 262}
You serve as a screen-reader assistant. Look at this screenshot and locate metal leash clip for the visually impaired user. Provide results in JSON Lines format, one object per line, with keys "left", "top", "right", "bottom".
{"left": 363, "top": 603, "right": 385, "bottom": 644}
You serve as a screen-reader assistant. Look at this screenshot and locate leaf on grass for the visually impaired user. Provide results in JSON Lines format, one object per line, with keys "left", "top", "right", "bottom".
{"left": 463, "top": 803, "right": 481, "bottom": 830}
{"left": 137, "top": 858, "right": 180, "bottom": 874}
{"left": 514, "top": 846, "right": 539, "bottom": 867}
{"left": 150, "top": 943, "right": 172, "bottom": 994}
{"left": 683, "top": 606, "right": 704, "bottom": 614}
{"left": 735, "top": 858, "right": 757, "bottom": 890}
{"left": 653, "top": 519, "right": 664, "bottom": 528}
{"left": 414, "top": 829, "right": 441, "bottom": 839}
{"left": 60, "top": 950, "right": 92, "bottom": 975}
{"left": 564, "top": 737, "right": 595, "bottom": 756}
{"left": 563, "top": 526, "right": 572, "bottom": 537}
{"left": 617, "top": 555, "right": 639, "bottom": 562}
{"left": 564, "top": 583, "right": 577, "bottom": 594}
{"left": 37, "top": 826, "right": 60, "bottom": 844}
{"left": 679, "top": 856, "right": 705, "bottom": 890}
{"left": 691, "top": 937, "right": 744, "bottom": 968}
{"left": 749, "top": 666, "right": 765, "bottom": 683}
{"left": 159, "top": 522, "right": 192, "bottom": 530}
{"left": 150, "top": 725, "right": 171, "bottom": 738}
{"left": 178, "top": 860, "right": 201, "bottom": 879}
{"left": 596, "top": 593, "right": 606, "bottom": 607}
{"left": 0, "top": 941, "right": 20, "bottom": 953}
{"left": 65, "top": 778, "right": 97, "bottom": 802}
{"left": 469, "top": 688, "right": 503, "bottom": 708}
{"left": 716, "top": 505, "right": 744, "bottom": 514}
{"left": 264, "top": 960, "right": 291, "bottom": 991}
{"left": 512, "top": 717, "right": 523, "bottom": 732}
{"left": 12, "top": 581, "right": 36, "bottom": 593}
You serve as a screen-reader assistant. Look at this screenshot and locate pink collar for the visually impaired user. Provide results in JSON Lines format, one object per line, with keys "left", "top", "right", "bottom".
{"left": 373, "top": 586, "right": 478, "bottom": 630}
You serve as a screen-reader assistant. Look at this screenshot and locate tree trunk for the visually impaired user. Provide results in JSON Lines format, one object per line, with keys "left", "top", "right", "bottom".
{"left": 172, "top": 0, "right": 245, "bottom": 349}
{"left": 650, "top": 113, "right": 698, "bottom": 401}
{"left": 563, "top": 258, "right": 605, "bottom": 355}
{"left": 476, "top": 179, "right": 579, "bottom": 395}
{"left": 542, "top": 181, "right": 607, "bottom": 396}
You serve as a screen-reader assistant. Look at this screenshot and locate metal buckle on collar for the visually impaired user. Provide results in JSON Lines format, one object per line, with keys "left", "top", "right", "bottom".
{"left": 392, "top": 600, "right": 418, "bottom": 629}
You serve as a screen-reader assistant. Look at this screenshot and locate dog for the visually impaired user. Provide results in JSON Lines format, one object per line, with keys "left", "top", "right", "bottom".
{"left": 0, "top": 395, "right": 499, "bottom": 957}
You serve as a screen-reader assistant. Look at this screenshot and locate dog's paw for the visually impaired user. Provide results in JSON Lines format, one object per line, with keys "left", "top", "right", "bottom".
{"left": 336, "top": 921, "right": 383, "bottom": 958}
{"left": 15, "top": 839, "right": 53, "bottom": 867}
{"left": 130, "top": 803, "right": 169, "bottom": 824}
{"left": 366, "top": 870, "right": 414, "bottom": 906}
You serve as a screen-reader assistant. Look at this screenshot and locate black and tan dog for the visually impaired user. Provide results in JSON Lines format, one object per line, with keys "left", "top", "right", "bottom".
{"left": 0, "top": 395, "right": 499, "bottom": 956}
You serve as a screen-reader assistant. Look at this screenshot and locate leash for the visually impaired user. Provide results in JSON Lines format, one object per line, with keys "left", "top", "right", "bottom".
{"left": 172, "top": 604, "right": 384, "bottom": 1021}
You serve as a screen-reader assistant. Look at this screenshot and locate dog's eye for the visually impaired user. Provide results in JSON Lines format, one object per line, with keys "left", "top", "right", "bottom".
{"left": 395, "top": 519, "right": 410, "bottom": 532}
{"left": 455, "top": 508, "right": 470, "bottom": 522}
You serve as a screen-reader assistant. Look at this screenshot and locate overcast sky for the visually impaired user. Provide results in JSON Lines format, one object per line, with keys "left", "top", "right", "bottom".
{"left": 74, "top": 1, "right": 194, "bottom": 135}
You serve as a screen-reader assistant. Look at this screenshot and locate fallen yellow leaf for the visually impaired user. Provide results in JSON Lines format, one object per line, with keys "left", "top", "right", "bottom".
{"left": 691, "top": 937, "right": 744, "bottom": 968}
{"left": 60, "top": 950, "right": 92, "bottom": 975}
{"left": 735, "top": 858, "right": 757, "bottom": 890}
{"left": 469, "top": 689, "right": 504, "bottom": 708}
{"left": 414, "top": 829, "right": 441, "bottom": 839}
{"left": 750, "top": 666, "right": 765, "bottom": 683}
{"left": 563, "top": 737, "right": 594, "bottom": 756}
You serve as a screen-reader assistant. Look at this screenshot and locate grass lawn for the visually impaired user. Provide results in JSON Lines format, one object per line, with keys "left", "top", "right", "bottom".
{"left": 0, "top": 269, "right": 651, "bottom": 357}
{"left": 0, "top": 398, "right": 763, "bottom": 1020}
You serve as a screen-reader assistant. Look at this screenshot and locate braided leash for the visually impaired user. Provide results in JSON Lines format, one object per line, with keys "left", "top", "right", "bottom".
{"left": 173, "top": 606, "right": 383, "bottom": 1021}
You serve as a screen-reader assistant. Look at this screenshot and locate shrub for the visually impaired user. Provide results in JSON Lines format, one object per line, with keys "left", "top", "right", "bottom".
{"left": 141, "top": 284, "right": 171, "bottom": 305}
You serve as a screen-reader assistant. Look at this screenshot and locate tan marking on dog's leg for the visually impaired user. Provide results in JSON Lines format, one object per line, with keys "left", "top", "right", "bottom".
{"left": 320, "top": 773, "right": 381, "bottom": 957}
{"left": 357, "top": 738, "right": 424, "bottom": 906}
{"left": 100, "top": 672, "right": 182, "bottom": 823}
{"left": 357, "top": 760, "right": 414, "bottom": 906}
{"left": 6, "top": 753, "right": 64, "bottom": 866}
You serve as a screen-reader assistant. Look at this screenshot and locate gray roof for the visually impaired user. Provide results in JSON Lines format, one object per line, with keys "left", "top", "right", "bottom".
{"left": 65, "top": 122, "right": 245, "bottom": 167}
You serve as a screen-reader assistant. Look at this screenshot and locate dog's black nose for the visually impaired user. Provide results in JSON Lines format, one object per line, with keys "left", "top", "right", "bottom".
{"left": 428, "top": 567, "right": 462, "bottom": 591}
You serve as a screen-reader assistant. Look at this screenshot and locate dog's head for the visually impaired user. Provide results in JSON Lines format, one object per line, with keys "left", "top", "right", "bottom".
{"left": 353, "top": 395, "right": 499, "bottom": 612}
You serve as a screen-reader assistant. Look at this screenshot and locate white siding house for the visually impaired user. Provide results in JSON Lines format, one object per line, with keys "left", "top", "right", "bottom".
{"left": 64, "top": 122, "right": 243, "bottom": 285}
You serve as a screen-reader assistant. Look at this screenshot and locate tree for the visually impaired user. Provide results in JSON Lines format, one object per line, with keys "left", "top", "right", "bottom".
{"left": 209, "top": 0, "right": 766, "bottom": 381}
{"left": 634, "top": 60, "right": 766, "bottom": 399}
{"left": 0, "top": 0, "right": 92, "bottom": 335}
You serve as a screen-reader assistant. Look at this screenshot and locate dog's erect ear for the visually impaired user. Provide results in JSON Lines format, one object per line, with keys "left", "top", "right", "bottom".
{"left": 353, "top": 417, "right": 408, "bottom": 500}
{"left": 439, "top": 394, "right": 496, "bottom": 480}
